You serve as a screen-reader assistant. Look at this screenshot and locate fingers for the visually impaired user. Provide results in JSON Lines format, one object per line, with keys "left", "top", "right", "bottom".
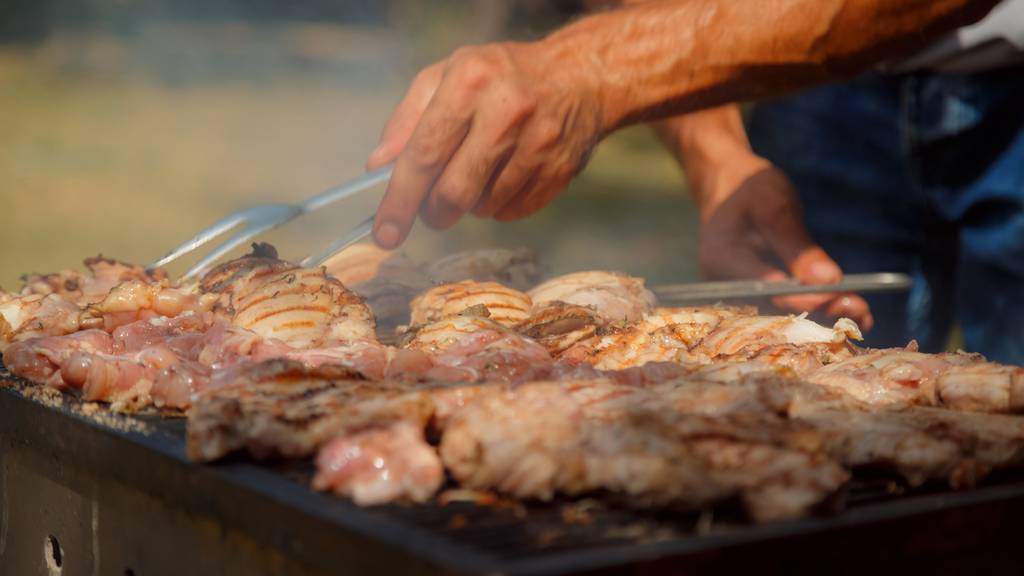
{"left": 373, "top": 71, "right": 477, "bottom": 248}
{"left": 367, "top": 63, "right": 446, "bottom": 171}
{"left": 421, "top": 93, "right": 532, "bottom": 229}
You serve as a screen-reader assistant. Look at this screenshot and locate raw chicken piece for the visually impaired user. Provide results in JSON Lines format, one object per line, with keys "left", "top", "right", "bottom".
{"left": 409, "top": 280, "right": 532, "bottom": 328}
{"left": 528, "top": 271, "right": 656, "bottom": 323}
{"left": 79, "top": 280, "right": 214, "bottom": 332}
{"left": 3, "top": 330, "right": 114, "bottom": 388}
{"left": 313, "top": 421, "right": 444, "bottom": 505}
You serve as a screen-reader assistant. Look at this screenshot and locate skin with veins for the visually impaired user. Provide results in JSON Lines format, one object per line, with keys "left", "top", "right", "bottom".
{"left": 409, "top": 280, "right": 532, "bottom": 328}
{"left": 367, "top": 0, "right": 997, "bottom": 248}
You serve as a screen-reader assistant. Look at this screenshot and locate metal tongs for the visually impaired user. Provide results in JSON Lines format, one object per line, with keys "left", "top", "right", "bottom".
{"left": 150, "top": 165, "right": 393, "bottom": 281}
{"left": 150, "top": 166, "right": 913, "bottom": 302}
{"left": 653, "top": 272, "right": 912, "bottom": 303}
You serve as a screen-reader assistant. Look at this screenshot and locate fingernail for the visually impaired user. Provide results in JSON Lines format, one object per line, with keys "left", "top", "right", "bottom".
{"left": 375, "top": 222, "right": 401, "bottom": 248}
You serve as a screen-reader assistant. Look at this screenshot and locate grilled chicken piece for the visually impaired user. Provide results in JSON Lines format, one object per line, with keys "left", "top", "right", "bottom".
{"left": 401, "top": 314, "right": 553, "bottom": 383}
{"left": 528, "top": 271, "right": 656, "bottom": 323}
{"left": 695, "top": 315, "right": 862, "bottom": 357}
{"left": 200, "top": 244, "right": 377, "bottom": 346}
{"left": 441, "top": 378, "right": 847, "bottom": 521}
{"left": 805, "top": 345, "right": 1024, "bottom": 413}
{"left": 0, "top": 293, "right": 81, "bottom": 349}
{"left": 560, "top": 306, "right": 755, "bottom": 369}
{"left": 409, "top": 280, "right": 532, "bottom": 328}
{"left": 426, "top": 248, "right": 543, "bottom": 291}
{"left": 313, "top": 420, "right": 444, "bottom": 505}
{"left": 19, "top": 256, "right": 166, "bottom": 305}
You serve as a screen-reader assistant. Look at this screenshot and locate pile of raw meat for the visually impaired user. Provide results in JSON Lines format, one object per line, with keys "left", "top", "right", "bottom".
{"left": 2, "top": 244, "right": 1023, "bottom": 522}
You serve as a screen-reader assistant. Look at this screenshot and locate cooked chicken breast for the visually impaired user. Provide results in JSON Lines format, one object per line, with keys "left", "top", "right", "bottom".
{"left": 409, "top": 280, "right": 532, "bottom": 328}
{"left": 528, "top": 271, "right": 656, "bottom": 323}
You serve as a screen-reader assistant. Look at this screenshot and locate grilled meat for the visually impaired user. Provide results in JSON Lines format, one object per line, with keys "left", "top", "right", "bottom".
{"left": 528, "top": 271, "right": 656, "bottom": 323}
{"left": 401, "top": 314, "right": 553, "bottom": 383}
{"left": 409, "top": 281, "right": 532, "bottom": 328}
{"left": 515, "top": 302, "right": 603, "bottom": 357}
{"left": 806, "top": 345, "right": 1024, "bottom": 413}
{"left": 440, "top": 377, "right": 847, "bottom": 521}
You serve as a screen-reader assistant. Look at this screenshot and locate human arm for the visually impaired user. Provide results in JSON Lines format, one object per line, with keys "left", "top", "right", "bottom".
{"left": 654, "top": 105, "right": 874, "bottom": 329}
{"left": 368, "top": 0, "right": 999, "bottom": 248}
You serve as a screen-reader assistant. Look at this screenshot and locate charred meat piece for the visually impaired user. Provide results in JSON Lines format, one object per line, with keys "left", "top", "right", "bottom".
{"left": 516, "top": 302, "right": 603, "bottom": 357}
{"left": 441, "top": 378, "right": 847, "bottom": 521}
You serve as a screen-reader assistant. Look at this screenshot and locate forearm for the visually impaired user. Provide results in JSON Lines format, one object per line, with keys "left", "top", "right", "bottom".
{"left": 541, "top": 0, "right": 998, "bottom": 131}
{"left": 654, "top": 106, "right": 768, "bottom": 214}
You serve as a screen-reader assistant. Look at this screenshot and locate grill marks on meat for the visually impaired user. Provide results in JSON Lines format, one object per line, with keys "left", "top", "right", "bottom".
{"left": 203, "top": 251, "right": 376, "bottom": 347}
{"left": 440, "top": 377, "right": 848, "bottom": 521}
{"left": 10, "top": 245, "right": 1024, "bottom": 521}
{"left": 409, "top": 281, "right": 532, "bottom": 328}
{"left": 528, "top": 271, "right": 656, "bottom": 323}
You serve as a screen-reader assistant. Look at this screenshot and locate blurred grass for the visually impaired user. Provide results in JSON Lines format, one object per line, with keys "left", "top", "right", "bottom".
{"left": 0, "top": 20, "right": 698, "bottom": 290}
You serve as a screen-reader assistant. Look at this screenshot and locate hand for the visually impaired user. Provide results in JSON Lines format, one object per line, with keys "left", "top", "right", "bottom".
{"left": 695, "top": 155, "right": 874, "bottom": 330}
{"left": 366, "top": 41, "right": 606, "bottom": 248}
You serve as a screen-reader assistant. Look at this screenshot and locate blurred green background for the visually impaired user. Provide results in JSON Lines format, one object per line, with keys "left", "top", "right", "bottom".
{"left": 0, "top": 0, "right": 700, "bottom": 290}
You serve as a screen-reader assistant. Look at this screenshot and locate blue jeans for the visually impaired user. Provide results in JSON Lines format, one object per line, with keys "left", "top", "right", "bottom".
{"left": 748, "top": 68, "right": 1024, "bottom": 364}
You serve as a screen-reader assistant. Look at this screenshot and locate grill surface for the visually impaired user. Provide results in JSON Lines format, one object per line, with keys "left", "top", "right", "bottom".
{"left": 3, "top": 368, "right": 1024, "bottom": 575}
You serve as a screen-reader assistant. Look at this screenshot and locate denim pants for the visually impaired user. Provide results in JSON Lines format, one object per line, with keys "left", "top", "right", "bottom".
{"left": 748, "top": 68, "right": 1024, "bottom": 363}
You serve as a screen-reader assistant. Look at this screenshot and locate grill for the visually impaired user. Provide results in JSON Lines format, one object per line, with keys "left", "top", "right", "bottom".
{"left": 3, "top": 368, "right": 1024, "bottom": 575}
